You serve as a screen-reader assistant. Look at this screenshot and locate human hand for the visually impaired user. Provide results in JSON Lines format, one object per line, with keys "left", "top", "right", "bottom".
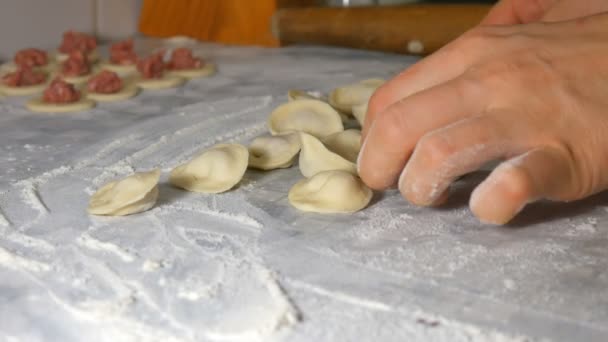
{"left": 358, "top": 14, "right": 608, "bottom": 224}
{"left": 481, "top": 0, "right": 608, "bottom": 25}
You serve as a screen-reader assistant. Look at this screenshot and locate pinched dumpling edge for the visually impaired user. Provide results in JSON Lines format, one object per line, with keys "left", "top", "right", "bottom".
{"left": 298, "top": 132, "right": 357, "bottom": 178}
{"left": 169, "top": 143, "right": 249, "bottom": 193}
{"left": 328, "top": 78, "right": 384, "bottom": 114}
{"left": 321, "top": 129, "right": 362, "bottom": 163}
{"left": 248, "top": 133, "right": 301, "bottom": 170}
{"left": 268, "top": 99, "right": 344, "bottom": 138}
{"left": 88, "top": 169, "right": 161, "bottom": 216}
{"left": 288, "top": 170, "right": 373, "bottom": 213}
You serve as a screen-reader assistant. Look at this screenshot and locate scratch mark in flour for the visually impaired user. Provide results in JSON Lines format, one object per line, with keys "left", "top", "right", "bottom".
{"left": 76, "top": 233, "right": 136, "bottom": 263}
{"left": 287, "top": 278, "right": 394, "bottom": 312}
{"left": 0, "top": 205, "right": 10, "bottom": 227}
{"left": 164, "top": 122, "right": 268, "bottom": 168}
{"left": 0, "top": 245, "right": 51, "bottom": 273}
{"left": 161, "top": 203, "right": 262, "bottom": 230}
{"left": 258, "top": 268, "right": 302, "bottom": 326}
{"left": 19, "top": 182, "right": 49, "bottom": 214}
{"left": 5, "top": 232, "right": 55, "bottom": 252}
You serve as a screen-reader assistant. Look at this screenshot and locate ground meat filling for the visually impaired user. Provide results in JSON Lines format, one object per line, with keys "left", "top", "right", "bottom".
{"left": 1, "top": 67, "right": 47, "bottom": 87}
{"left": 14, "top": 48, "right": 48, "bottom": 68}
{"left": 166, "top": 48, "right": 203, "bottom": 70}
{"left": 59, "top": 31, "right": 97, "bottom": 54}
{"left": 87, "top": 70, "right": 123, "bottom": 94}
{"left": 110, "top": 39, "right": 137, "bottom": 65}
{"left": 42, "top": 78, "right": 80, "bottom": 103}
{"left": 62, "top": 51, "right": 91, "bottom": 77}
{"left": 137, "top": 52, "right": 165, "bottom": 79}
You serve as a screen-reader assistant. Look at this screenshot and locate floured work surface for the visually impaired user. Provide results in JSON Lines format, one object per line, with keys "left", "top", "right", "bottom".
{"left": 0, "top": 39, "right": 607, "bottom": 342}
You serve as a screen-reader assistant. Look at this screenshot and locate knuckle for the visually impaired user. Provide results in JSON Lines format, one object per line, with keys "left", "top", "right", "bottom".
{"left": 498, "top": 165, "right": 534, "bottom": 202}
{"left": 461, "top": 59, "right": 524, "bottom": 95}
{"left": 416, "top": 132, "right": 456, "bottom": 168}
{"left": 458, "top": 26, "right": 498, "bottom": 50}
{"left": 365, "top": 90, "right": 384, "bottom": 122}
{"left": 378, "top": 102, "right": 411, "bottom": 139}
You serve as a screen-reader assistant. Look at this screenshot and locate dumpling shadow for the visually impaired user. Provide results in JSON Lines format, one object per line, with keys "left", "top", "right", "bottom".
{"left": 156, "top": 181, "right": 190, "bottom": 206}
{"left": 437, "top": 170, "right": 608, "bottom": 228}
{"left": 506, "top": 192, "right": 608, "bottom": 228}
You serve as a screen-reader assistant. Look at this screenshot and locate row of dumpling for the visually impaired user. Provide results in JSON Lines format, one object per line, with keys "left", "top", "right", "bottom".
{"left": 0, "top": 31, "right": 215, "bottom": 113}
{"left": 87, "top": 79, "right": 383, "bottom": 216}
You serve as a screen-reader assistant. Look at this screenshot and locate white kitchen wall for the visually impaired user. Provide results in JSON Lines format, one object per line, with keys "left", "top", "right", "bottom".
{"left": 0, "top": 0, "right": 141, "bottom": 61}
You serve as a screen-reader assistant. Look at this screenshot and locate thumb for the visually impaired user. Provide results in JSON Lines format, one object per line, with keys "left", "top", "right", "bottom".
{"left": 480, "top": 0, "right": 557, "bottom": 25}
{"left": 470, "top": 146, "right": 579, "bottom": 224}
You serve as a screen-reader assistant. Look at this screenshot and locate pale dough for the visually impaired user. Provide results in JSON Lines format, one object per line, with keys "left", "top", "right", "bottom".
{"left": 62, "top": 73, "right": 93, "bottom": 85}
{"left": 287, "top": 89, "right": 327, "bottom": 102}
{"left": 352, "top": 102, "right": 368, "bottom": 127}
{"left": 287, "top": 89, "right": 351, "bottom": 123}
{"left": 26, "top": 97, "right": 96, "bottom": 113}
{"left": 321, "top": 129, "right": 362, "bottom": 163}
{"left": 166, "top": 63, "right": 216, "bottom": 79}
{"left": 0, "top": 82, "right": 47, "bottom": 96}
{"left": 136, "top": 75, "right": 185, "bottom": 90}
{"left": 98, "top": 61, "right": 137, "bottom": 76}
{"left": 88, "top": 169, "right": 161, "bottom": 216}
{"left": 268, "top": 99, "right": 344, "bottom": 138}
{"left": 0, "top": 69, "right": 51, "bottom": 96}
{"left": 0, "top": 61, "right": 58, "bottom": 74}
{"left": 298, "top": 132, "right": 357, "bottom": 178}
{"left": 288, "top": 170, "right": 373, "bottom": 213}
{"left": 164, "top": 36, "right": 198, "bottom": 46}
{"left": 85, "top": 79, "right": 140, "bottom": 102}
{"left": 248, "top": 133, "right": 301, "bottom": 170}
{"left": 55, "top": 49, "right": 100, "bottom": 64}
{"left": 329, "top": 78, "right": 384, "bottom": 114}
{"left": 170, "top": 143, "right": 249, "bottom": 193}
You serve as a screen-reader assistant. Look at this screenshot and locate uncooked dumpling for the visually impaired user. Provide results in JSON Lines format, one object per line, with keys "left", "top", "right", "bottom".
{"left": 88, "top": 169, "right": 160, "bottom": 216}
{"left": 352, "top": 102, "right": 368, "bottom": 126}
{"left": 298, "top": 132, "right": 357, "bottom": 178}
{"left": 268, "top": 99, "right": 343, "bottom": 138}
{"left": 170, "top": 144, "right": 248, "bottom": 193}
{"left": 288, "top": 89, "right": 351, "bottom": 123}
{"left": 329, "top": 78, "right": 384, "bottom": 114}
{"left": 248, "top": 133, "right": 301, "bottom": 170}
{"left": 287, "top": 89, "right": 326, "bottom": 102}
{"left": 289, "top": 170, "right": 373, "bottom": 213}
{"left": 321, "top": 129, "right": 361, "bottom": 163}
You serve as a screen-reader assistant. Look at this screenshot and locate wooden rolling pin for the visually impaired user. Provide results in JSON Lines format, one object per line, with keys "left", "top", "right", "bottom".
{"left": 272, "top": 5, "right": 492, "bottom": 55}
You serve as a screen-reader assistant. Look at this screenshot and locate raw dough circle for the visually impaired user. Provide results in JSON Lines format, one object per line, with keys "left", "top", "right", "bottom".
{"left": 62, "top": 73, "right": 93, "bottom": 85}
{"left": 55, "top": 49, "right": 100, "bottom": 64}
{"left": 136, "top": 75, "right": 185, "bottom": 90}
{"left": 248, "top": 133, "right": 301, "bottom": 170}
{"left": 0, "top": 82, "right": 47, "bottom": 96}
{"left": 0, "top": 61, "right": 58, "bottom": 74}
{"left": 0, "top": 69, "right": 51, "bottom": 96}
{"left": 26, "top": 97, "right": 95, "bottom": 113}
{"left": 268, "top": 99, "right": 344, "bottom": 138}
{"left": 85, "top": 82, "right": 140, "bottom": 102}
{"left": 289, "top": 170, "right": 373, "bottom": 213}
{"left": 88, "top": 169, "right": 161, "bottom": 216}
{"left": 170, "top": 143, "right": 249, "bottom": 193}
{"left": 166, "top": 63, "right": 215, "bottom": 79}
{"left": 164, "top": 36, "right": 198, "bottom": 46}
{"left": 98, "top": 61, "right": 137, "bottom": 75}
{"left": 298, "top": 132, "right": 357, "bottom": 178}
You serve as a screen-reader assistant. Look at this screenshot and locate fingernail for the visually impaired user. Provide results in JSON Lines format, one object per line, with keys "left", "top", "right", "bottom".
{"left": 356, "top": 137, "right": 367, "bottom": 175}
